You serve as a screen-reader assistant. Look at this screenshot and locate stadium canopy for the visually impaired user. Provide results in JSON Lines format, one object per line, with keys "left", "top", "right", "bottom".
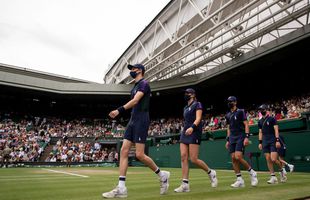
{"left": 104, "top": 0, "right": 310, "bottom": 84}
{"left": 0, "top": 63, "right": 132, "bottom": 95}
{"left": 1, "top": 0, "right": 310, "bottom": 96}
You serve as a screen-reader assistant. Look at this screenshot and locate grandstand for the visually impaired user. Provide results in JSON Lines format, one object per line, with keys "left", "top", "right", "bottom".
{"left": 1, "top": 0, "right": 310, "bottom": 199}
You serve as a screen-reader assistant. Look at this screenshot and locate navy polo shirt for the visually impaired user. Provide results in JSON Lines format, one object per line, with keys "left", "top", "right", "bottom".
{"left": 225, "top": 108, "right": 247, "bottom": 137}
{"left": 130, "top": 78, "right": 150, "bottom": 116}
{"left": 258, "top": 115, "right": 277, "bottom": 143}
{"left": 183, "top": 101, "right": 203, "bottom": 132}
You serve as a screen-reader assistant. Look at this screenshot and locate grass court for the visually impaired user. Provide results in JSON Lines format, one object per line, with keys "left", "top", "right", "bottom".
{"left": 0, "top": 167, "right": 310, "bottom": 200}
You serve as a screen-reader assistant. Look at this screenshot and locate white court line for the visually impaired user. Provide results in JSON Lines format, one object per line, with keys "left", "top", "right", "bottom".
{"left": 42, "top": 169, "right": 89, "bottom": 178}
{"left": 0, "top": 177, "right": 76, "bottom": 181}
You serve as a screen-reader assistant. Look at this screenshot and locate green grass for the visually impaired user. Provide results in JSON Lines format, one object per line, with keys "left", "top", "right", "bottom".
{"left": 0, "top": 167, "right": 310, "bottom": 200}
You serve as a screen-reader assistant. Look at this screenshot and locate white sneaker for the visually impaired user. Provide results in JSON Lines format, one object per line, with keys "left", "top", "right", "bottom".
{"left": 282, "top": 167, "right": 287, "bottom": 175}
{"left": 279, "top": 171, "right": 287, "bottom": 183}
{"left": 230, "top": 177, "right": 245, "bottom": 188}
{"left": 102, "top": 186, "right": 127, "bottom": 198}
{"left": 267, "top": 176, "right": 278, "bottom": 184}
{"left": 250, "top": 170, "right": 258, "bottom": 187}
{"left": 174, "top": 183, "right": 190, "bottom": 193}
{"left": 208, "top": 170, "right": 218, "bottom": 188}
{"left": 288, "top": 164, "right": 294, "bottom": 173}
{"left": 159, "top": 171, "right": 170, "bottom": 195}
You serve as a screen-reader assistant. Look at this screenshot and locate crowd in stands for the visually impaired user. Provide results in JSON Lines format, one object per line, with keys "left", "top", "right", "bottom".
{"left": 35, "top": 117, "right": 124, "bottom": 138}
{"left": 45, "top": 139, "right": 118, "bottom": 163}
{"left": 1, "top": 93, "right": 309, "bottom": 164}
{"left": 147, "top": 94, "right": 310, "bottom": 133}
{"left": 204, "top": 94, "right": 310, "bottom": 131}
{"left": 148, "top": 118, "right": 183, "bottom": 136}
{"left": 0, "top": 119, "right": 50, "bottom": 163}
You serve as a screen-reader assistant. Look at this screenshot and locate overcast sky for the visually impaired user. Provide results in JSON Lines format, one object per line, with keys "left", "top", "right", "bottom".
{"left": 0, "top": 0, "right": 170, "bottom": 83}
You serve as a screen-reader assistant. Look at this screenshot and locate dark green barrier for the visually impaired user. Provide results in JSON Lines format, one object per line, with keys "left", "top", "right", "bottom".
{"left": 278, "top": 117, "right": 307, "bottom": 131}
{"left": 207, "top": 117, "right": 307, "bottom": 140}
{"left": 149, "top": 130, "right": 310, "bottom": 172}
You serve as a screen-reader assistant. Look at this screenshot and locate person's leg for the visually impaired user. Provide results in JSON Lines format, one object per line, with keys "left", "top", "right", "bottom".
{"left": 235, "top": 137, "right": 258, "bottom": 186}
{"left": 230, "top": 152, "right": 245, "bottom": 187}
{"left": 229, "top": 143, "right": 240, "bottom": 174}
{"left": 189, "top": 144, "right": 217, "bottom": 187}
{"left": 231, "top": 152, "right": 240, "bottom": 174}
{"left": 265, "top": 152, "right": 278, "bottom": 184}
{"left": 119, "top": 139, "right": 132, "bottom": 177}
{"left": 271, "top": 151, "right": 287, "bottom": 182}
{"left": 180, "top": 143, "right": 189, "bottom": 180}
{"left": 235, "top": 151, "right": 257, "bottom": 180}
{"left": 265, "top": 153, "right": 275, "bottom": 174}
{"left": 234, "top": 151, "right": 251, "bottom": 170}
{"left": 278, "top": 156, "right": 287, "bottom": 167}
{"left": 174, "top": 143, "right": 190, "bottom": 193}
{"left": 234, "top": 138, "right": 251, "bottom": 171}
{"left": 270, "top": 152, "right": 282, "bottom": 170}
{"left": 189, "top": 144, "right": 212, "bottom": 172}
{"left": 135, "top": 143, "right": 158, "bottom": 171}
{"left": 102, "top": 139, "right": 131, "bottom": 198}
{"left": 229, "top": 142, "right": 245, "bottom": 188}
{"left": 135, "top": 142, "right": 170, "bottom": 195}
{"left": 279, "top": 145, "right": 294, "bottom": 173}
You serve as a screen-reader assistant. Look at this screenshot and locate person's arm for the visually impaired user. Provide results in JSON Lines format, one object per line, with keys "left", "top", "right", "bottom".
{"left": 109, "top": 91, "right": 144, "bottom": 118}
{"left": 274, "top": 124, "right": 281, "bottom": 148}
{"left": 258, "top": 129, "right": 263, "bottom": 150}
{"left": 185, "top": 109, "right": 202, "bottom": 135}
{"left": 225, "top": 125, "right": 230, "bottom": 149}
{"left": 123, "top": 91, "right": 144, "bottom": 110}
{"left": 243, "top": 119, "right": 250, "bottom": 146}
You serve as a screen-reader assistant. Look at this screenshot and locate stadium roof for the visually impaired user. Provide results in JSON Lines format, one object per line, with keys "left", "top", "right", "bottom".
{"left": 104, "top": 0, "right": 310, "bottom": 84}
{"left": 0, "top": 63, "right": 132, "bottom": 95}
{"left": 1, "top": 19, "right": 310, "bottom": 96}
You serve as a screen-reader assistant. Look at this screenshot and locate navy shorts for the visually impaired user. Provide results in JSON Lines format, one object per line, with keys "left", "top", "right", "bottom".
{"left": 263, "top": 142, "right": 277, "bottom": 154}
{"left": 180, "top": 131, "right": 201, "bottom": 145}
{"left": 229, "top": 136, "right": 245, "bottom": 154}
{"left": 124, "top": 114, "right": 150, "bottom": 143}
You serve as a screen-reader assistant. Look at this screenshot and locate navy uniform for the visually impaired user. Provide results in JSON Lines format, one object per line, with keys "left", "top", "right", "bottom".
{"left": 258, "top": 115, "right": 278, "bottom": 153}
{"left": 180, "top": 101, "right": 203, "bottom": 145}
{"left": 124, "top": 78, "right": 151, "bottom": 143}
{"left": 226, "top": 108, "right": 247, "bottom": 153}
{"left": 103, "top": 64, "right": 170, "bottom": 199}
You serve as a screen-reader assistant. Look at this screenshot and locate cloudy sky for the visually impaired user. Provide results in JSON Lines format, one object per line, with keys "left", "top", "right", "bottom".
{"left": 0, "top": 0, "right": 170, "bottom": 83}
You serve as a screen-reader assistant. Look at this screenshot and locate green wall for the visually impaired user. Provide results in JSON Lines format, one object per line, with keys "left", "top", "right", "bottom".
{"left": 149, "top": 131, "right": 310, "bottom": 172}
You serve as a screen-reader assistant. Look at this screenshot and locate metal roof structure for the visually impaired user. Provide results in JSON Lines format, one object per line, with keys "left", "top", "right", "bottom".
{"left": 1, "top": 18, "right": 310, "bottom": 95}
{"left": 104, "top": 0, "right": 310, "bottom": 84}
{"left": 1, "top": 0, "right": 310, "bottom": 96}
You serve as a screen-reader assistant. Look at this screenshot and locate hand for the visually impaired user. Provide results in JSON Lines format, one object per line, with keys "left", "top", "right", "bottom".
{"left": 276, "top": 141, "right": 281, "bottom": 149}
{"left": 109, "top": 110, "right": 119, "bottom": 119}
{"left": 243, "top": 138, "right": 249, "bottom": 146}
{"left": 185, "top": 127, "right": 193, "bottom": 135}
{"left": 258, "top": 144, "right": 262, "bottom": 150}
{"left": 225, "top": 141, "right": 230, "bottom": 149}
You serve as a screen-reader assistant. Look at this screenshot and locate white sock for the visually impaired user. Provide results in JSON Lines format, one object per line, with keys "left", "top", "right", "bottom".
{"left": 158, "top": 171, "right": 164, "bottom": 177}
{"left": 118, "top": 176, "right": 126, "bottom": 188}
{"left": 182, "top": 179, "right": 189, "bottom": 185}
{"left": 155, "top": 168, "right": 164, "bottom": 177}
